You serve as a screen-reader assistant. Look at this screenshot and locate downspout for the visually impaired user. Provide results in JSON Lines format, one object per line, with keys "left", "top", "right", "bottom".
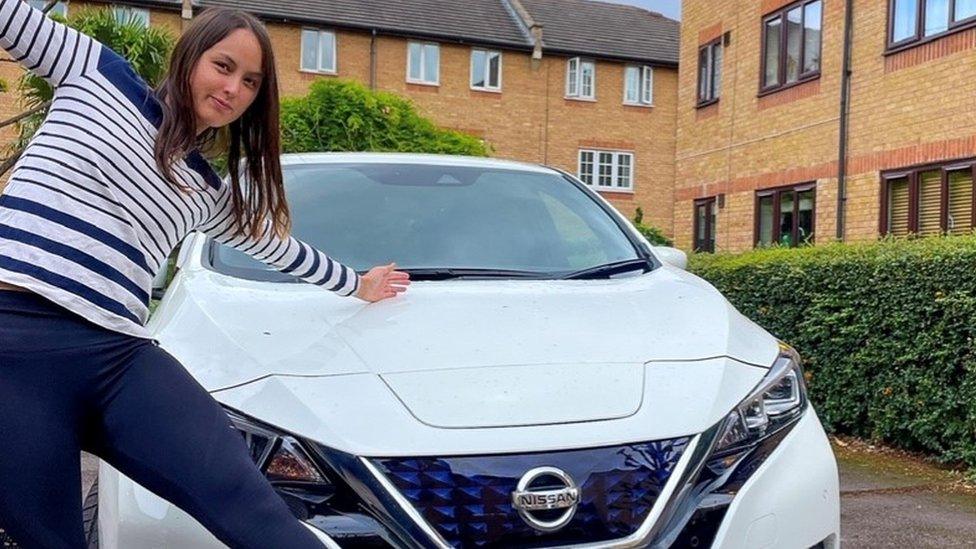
{"left": 837, "top": 0, "right": 854, "bottom": 240}
{"left": 544, "top": 60, "right": 550, "bottom": 164}
{"left": 181, "top": 0, "right": 193, "bottom": 30}
{"left": 369, "top": 29, "right": 377, "bottom": 90}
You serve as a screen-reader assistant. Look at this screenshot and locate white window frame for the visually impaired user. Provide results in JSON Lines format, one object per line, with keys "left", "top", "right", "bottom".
{"left": 623, "top": 65, "right": 654, "bottom": 106}
{"left": 470, "top": 49, "right": 502, "bottom": 92}
{"left": 577, "top": 149, "right": 634, "bottom": 191}
{"left": 300, "top": 29, "right": 337, "bottom": 74}
{"left": 566, "top": 57, "right": 596, "bottom": 100}
{"left": 407, "top": 41, "right": 440, "bottom": 86}
{"left": 29, "top": 0, "right": 67, "bottom": 17}
{"left": 112, "top": 5, "right": 149, "bottom": 27}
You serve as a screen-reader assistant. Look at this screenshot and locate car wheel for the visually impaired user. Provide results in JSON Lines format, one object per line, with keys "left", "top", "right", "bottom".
{"left": 82, "top": 478, "right": 99, "bottom": 549}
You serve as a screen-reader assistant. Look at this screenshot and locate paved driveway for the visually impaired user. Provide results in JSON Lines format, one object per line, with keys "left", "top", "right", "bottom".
{"left": 835, "top": 439, "right": 976, "bottom": 547}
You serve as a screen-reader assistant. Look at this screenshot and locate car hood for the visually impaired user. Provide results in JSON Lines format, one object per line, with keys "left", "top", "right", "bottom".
{"left": 149, "top": 266, "right": 777, "bottom": 454}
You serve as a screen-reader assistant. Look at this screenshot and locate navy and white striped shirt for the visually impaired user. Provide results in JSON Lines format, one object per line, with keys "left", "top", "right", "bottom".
{"left": 0, "top": 0, "right": 360, "bottom": 338}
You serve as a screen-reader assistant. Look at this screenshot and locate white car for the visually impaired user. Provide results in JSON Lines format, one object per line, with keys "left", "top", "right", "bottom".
{"left": 90, "top": 153, "right": 839, "bottom": 549}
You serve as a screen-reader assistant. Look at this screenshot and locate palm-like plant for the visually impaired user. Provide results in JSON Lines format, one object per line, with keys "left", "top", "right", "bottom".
{"left": 1, "top": 1, "right": 173, "bottom": 176}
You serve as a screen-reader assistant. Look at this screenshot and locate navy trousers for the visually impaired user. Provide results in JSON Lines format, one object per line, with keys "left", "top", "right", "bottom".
{"left": 0, "top": 290, "right": 325, "bottom": 548}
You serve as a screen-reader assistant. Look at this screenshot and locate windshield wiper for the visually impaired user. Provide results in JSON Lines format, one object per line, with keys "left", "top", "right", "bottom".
{"left": 560, "top": 258, "right": 652, "bottom": 280}
{"left": 400, "top": 268, "right": 545, "bottom": 280}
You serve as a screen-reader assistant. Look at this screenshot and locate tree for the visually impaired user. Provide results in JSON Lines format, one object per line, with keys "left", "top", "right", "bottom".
{"left": 1, "top": 2, "right": 173, "bottom": 176}
{"left": 280, "top": 79, "right": 490, "bottom": 156}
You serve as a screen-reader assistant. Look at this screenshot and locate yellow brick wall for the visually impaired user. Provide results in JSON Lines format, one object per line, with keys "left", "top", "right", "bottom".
{"left": 676, "top": 0, "right": 844, "bottom": 252}
{"left": 0, "top": 2, "right": 679, "bottom": 235}
{"left": 843, "top": 0, "right": 976, "bottom": 241}
{"left": 678, "top": 0, "right": 976, "bottom": 253}
{"left": 540, "top": 57, "right": 677, "bottom": 232}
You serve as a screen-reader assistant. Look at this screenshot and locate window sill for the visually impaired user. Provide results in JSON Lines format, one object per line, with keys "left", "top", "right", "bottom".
{"left": 470, "top": 86, "right": 502, "bottom": 94}
{"left": 564, "top": 96, "right": 597, "bottom": 102}
{"left": 695, "top": 98, "right": 719, "bottom": 109}
{"left": 885, "top": 18, "right": 976, "bottom": 55}
{"left": 623, "top": 101, "right": 654, "bottom": 109}
{"left": 299, "top": 68, "right": 338, "bottom": 76}
{"left": 757, "top": 73, "right": 820, "bottom": 98}
{"left": 589, "top": 186, "right": 635, "bottom": 195}
{"left": 406, "top": 79, "right": 439, "bottom": 87}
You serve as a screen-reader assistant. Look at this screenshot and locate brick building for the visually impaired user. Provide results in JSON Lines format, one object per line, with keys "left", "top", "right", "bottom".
{"left": 1, "top": 0, "right": 680, "bottom": 232}
{"left": 677, "top": 0, "right": 976, "bottom": 253}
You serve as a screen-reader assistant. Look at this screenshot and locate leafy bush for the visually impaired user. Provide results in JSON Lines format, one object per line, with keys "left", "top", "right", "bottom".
{"left": 632, "top": 207, "right": 673, "bottom": 246}
{"left": 280, "top": 79, "right": 489, "bottom": 156}
{"left": 689, "top": 236, "right": 976, "bottom": 470}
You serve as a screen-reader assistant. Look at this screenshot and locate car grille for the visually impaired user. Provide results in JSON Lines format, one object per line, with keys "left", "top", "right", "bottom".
{"left": 373, "top": 437, "right": 689, "bottom": 548}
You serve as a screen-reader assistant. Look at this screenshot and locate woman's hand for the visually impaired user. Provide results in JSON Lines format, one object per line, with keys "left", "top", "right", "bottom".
{"left": 355, "top": 263, "right": 411, "bottom": 302}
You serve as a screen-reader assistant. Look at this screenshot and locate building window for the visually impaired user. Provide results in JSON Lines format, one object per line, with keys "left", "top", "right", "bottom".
{"left": 694, "top": 197, "right": 718, "bottom": 253}
{"left": 697, "top": 40, "right": 722, "bottom": 106}
{"left": 888, "top": 0, "right": 976, "bottom": 49}
{"left": 578, "top": 150, "right": 633, "bottom": 190}
{"left": 407, "top": 42, "right": 439, "bottom": 85}
{"left": 623, "top": 65, "right": 653, "bottom": 105}
{"left": 881, "top": 160, "right": 975, "bottom": 236}
{"left": 755, "top": 184, "right": 816, "bottom": 247}
{"left": 761, "top": 0, "right": 822, "bottom": 93}
{"left": 300, "top": 29, "right": 336, "bottom": 73}
{"left": 29, "top": 0, "right": 67, "bottom": 16}
{"left": 566, "top": 57, "right": 596, "bottom": 99}
{"left": 113, "top": 6, "right": 149, "bottom": 27}
{"left": 470, "top": 49, "right": 502, "bottom": 91}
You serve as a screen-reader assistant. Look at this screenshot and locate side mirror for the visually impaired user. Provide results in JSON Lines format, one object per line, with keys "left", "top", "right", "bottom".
{"left": 653, "top": 246, "right": 687, "bottom": 270}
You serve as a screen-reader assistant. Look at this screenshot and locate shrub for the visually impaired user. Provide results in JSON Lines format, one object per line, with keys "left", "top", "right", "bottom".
{"left": 689, "top": 236, "right": 976, "bottom": 470}
{"left": 280, "top": 79, "right": 490, "bottom": 156}
{"left": 632, "top": 207, "right": 673, "bottom": 246}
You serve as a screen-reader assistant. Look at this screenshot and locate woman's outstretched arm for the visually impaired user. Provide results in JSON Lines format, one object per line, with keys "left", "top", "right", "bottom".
{"left": 0, "top": 0, "right": 102, "bottom": 88}
{"left": 198, "top": 189, "right": 362, "bottom": 298}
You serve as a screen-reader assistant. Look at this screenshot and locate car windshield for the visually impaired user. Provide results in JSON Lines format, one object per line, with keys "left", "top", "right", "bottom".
{"left": 208, "top": 162, "right": 646, "bottom": 281}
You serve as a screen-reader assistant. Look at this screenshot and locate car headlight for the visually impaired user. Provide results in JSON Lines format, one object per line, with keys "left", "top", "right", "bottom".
{"left": 226, "top": 409, "right": 336, "bottom": 514}
{"left": 711, "top": 343, "right": 808, "bottom": 464}
{"left": 649, "top": 345, "right": 811, "bottom": 547}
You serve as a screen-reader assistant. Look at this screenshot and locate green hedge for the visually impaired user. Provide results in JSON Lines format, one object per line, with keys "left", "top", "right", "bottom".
{"left": 280, "top": 79, "right": 490, "bottom": 156}
{"left": 689, "top": 237, "right": 976, "bottom": 470}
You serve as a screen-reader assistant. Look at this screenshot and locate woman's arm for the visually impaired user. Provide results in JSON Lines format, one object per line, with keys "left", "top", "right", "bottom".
{"left": 0, "top": 0, "right": 101, "bottom": 88}
{"left": 198, "top": 192, "right": 361, "bottom": 298}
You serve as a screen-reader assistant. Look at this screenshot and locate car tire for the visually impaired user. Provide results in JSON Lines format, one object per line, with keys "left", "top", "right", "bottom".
{"left": 82, "top": 478, "right": 99, "bottom": 549}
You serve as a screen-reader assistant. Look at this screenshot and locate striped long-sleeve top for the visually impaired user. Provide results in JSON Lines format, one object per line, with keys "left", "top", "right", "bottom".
{"left": 0, "top": 0, "right": 360, "bottom": 338}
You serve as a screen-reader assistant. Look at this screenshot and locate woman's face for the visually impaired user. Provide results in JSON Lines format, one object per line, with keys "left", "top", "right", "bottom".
{"left": 190, "top": 28, "right": 264, "bottom": 135}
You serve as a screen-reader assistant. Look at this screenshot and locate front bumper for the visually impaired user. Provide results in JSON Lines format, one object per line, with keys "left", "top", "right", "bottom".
{"left": 97, "top": 406, "right": 838, "bottom": 548}
{"left": 710, "top": 405, "right": 839, "bottom": 549}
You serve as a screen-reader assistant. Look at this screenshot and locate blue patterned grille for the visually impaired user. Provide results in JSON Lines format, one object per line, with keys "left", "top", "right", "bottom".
{"left": 374, "top": 438, "right": 689, "bottom": 548}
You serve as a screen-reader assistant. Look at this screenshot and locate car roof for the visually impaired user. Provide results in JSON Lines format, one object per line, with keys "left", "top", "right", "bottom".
{"left": 281, "top": 152, "right": 560, "bottom": 175}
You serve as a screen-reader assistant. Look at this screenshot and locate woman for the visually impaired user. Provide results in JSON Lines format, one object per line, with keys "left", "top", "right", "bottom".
{"left": 0, "top": 1, "right": 409, "bottom": 547}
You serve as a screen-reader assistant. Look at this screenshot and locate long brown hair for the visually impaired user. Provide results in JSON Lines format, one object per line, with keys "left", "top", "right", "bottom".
{"left": 154, "top": 8, "right": 289, "bottom": 240}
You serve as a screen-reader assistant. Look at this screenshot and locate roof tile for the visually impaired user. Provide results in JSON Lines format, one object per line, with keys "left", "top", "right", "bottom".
{"left": 123, "top": 0, "right": 678, "bottom": 63}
